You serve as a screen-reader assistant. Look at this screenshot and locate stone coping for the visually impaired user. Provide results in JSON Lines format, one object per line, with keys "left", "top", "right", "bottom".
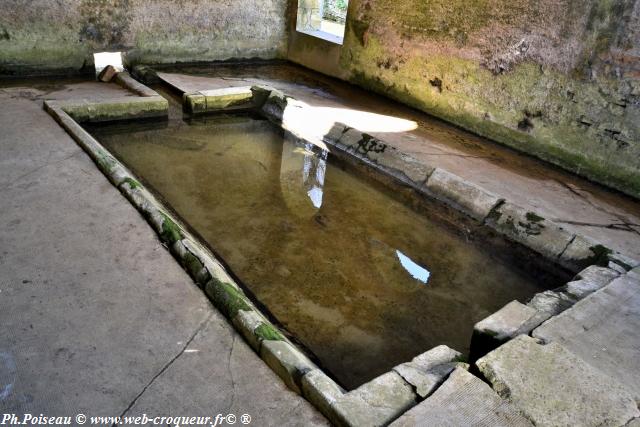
{"left": 44, "top": 75, "right": 640, "bottom": 426}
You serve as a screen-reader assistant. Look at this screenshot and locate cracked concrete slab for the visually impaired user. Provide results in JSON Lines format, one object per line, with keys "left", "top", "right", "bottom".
{"left": 0, "top": 85, "right": 325, "bottom": 424}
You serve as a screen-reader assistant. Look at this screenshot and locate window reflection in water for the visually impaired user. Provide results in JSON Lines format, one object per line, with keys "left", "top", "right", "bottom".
{"left": 301, "top": 142, "right": 328, "bottom": 209}
{"left": 396, "top": 250, "right": 431, "bottom": 284}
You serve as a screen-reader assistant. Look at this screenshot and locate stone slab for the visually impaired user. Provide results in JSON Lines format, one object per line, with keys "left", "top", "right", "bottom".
{"left": 533, "top": 274, "right": 640, "bottom": 403}
{"left": 393, "top": 345, "right": 463, "bottom": 398}
{"left": 391, "top": 368, "right": 532, "bottom": 427}
{"left": 477, "top": 335, "right": 639, "bottom": 427}
{"left": 333, "top": 372, "right": 417, "bottom": 427}
{"left": 425, "top": 168, "right": 503, "bottom": 221}
{"left": 486, "top": 202, "right": 574, "bottom": 260}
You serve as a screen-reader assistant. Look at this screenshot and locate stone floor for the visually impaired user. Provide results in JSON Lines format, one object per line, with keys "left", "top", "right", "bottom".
{"left": 0, "top": 80, "right": 327, "bottom": 424}
{"left": 155, "top": 63, "right": 640, "bottom": 260}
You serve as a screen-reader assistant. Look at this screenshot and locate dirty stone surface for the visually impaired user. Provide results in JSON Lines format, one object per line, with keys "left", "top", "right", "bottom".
{"left": 477, "top": 335, "right": 639, "bottom": 427}
{"left": 0, "top": 80, "right": 326, "bottom": 424}
{"left": 390, "top": 368, "right": 533, "bottom": 427}
{"left": 154, "top": 63, "right": 640, "bottom": 260}
{"left": 533, "top": 273, "right": 640, "bottom": 403}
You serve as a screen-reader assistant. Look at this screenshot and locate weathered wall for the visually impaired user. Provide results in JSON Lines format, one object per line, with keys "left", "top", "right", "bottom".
{"left": 0, "top": 0, "right": 290, "bottom": 75}
{"left": 289, "top": 0, "right": 640, "bottom": 198}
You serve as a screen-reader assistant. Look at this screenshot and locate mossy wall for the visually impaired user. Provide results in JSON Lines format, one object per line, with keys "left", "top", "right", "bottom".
{"left": 289, "top": 0, "right": 640, "bottom": 198}
{"left": 0, "top": 0, "right": 289, "bottom": 75}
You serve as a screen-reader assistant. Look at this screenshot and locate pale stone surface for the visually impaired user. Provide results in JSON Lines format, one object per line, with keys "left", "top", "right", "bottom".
{"left": 232, "top": 309, "right": 264, "bottom": 352}
{"left": 333, "top": 372, "right": 417, "bottom": 427}
{"left": 609, "top": 252, "right": 640, "bottom": 271}
{"left": 393, "top": 345, "right": 463, "bottom": 398}
{"left": 425, "top": 168, "right": 503, "bottom": 221}
{"left": 260, "top": 339, "right": 316, "bottom": 394}
{"left": 471, "top": 301, "right": 544, "bottom": 360}
{"left": 486, "top": 202, "right": 574, "bottom": 260}
{"left": 477, "top": 335, "right": 639, "bottom": 427}
{"left": 391, "top": 368, "right": 532, "bottom": 427}
{"left": 301, "top": 369, "right": 345, "bottom": 424}
{"left": 526, "top": 290, "right": 575, "bottom": 317}
{"left": 533, "top": 275, "right": 640, "bottom": 403}
{"left": 474, "top": 301, "right": 540, "bottom": 340}
{"left": 559, "top": 234, "right": 601, "bottom": 272}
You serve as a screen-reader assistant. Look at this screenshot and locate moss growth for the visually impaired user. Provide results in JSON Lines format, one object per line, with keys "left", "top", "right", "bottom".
{"left": 525, "top": 212, "right": 545, "bottom": 223}
{"left": 206, "top": 279, "right": 251, "bottom": 319}
{"left": 122, "top": 177, "right": 140, "bottom": 190}
{"left": 94, "top": 150, "right": 115, "bottom": 172}
{"left": 183, "top": 252, "right": 204, "bottom": 279}
{"left": 159, "top": 213, "right": 183, "bottom": 245}
{"left": 254, "top": 322, "right": 284, "bottom": 341}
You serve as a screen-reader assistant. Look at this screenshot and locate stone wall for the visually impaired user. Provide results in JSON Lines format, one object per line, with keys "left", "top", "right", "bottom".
{"left": 289, "top": 0, "right": 640, "bottom": 198}
{"left": 0, "top": 0, "right": 290, "bottom": 75}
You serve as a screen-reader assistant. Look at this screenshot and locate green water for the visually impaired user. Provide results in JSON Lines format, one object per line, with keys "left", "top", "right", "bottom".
{"left": 87, "top": 114, "right": 557, "bottom": 389}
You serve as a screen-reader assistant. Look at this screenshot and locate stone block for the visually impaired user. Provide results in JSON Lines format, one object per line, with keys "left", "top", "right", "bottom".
{"left": 231, "top": 309, "right": 264, "bottom": 352}
{"left": 425, "top": 168, "right": 503, "bottom": 221}
{"left": 390, "top": 368, "right": 532, "bottom": 427}
{"left": 559, "top": 234, "right": 604, "bottom": 272}
{"left": 199, "top": 86, "right": 254, "bottom": 111}
{"left": 564, "top": 265, "right": 620, "bottom": 299}
{"left": 526, "top": 290, "right": 575, "bottom": 317}
{"left": 322, "top": 122, "right": 349, "bottom": 145}
{"left": 393, "top": 345, "right": 464, "bottom": 398}
{"left": 609, "top": 251, "right": 640, "bottom": 271}
{"left": 470, "top": 301, "right": 543, "bottom": 361}
{"left": 533, "top": 275, "right": 640, "bottom": 403}
{"left": 260, "top": 340, "right": 315, "bottom": 394}
{"left": 486, "top": 202, "right": 574, "bottom": 260}
{"left": 301, "top": 369, "right": 345, "bottom": 424}
{"left": 477, "top": 335, "right": 639, "bottom": 427}
{"left": 98, "top": 65, "right": 118, "bottom": 82}
{"left": 333, "top": 372, "right": 417, "bottom": 427}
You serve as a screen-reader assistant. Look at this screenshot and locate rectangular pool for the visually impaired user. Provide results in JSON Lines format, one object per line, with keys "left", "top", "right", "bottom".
{"left": 86, "top": 112, "right": 559, "bottom": 389}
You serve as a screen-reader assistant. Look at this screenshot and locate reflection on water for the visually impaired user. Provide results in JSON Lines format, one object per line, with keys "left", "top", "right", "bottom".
{"left": 396, "top": 250, "right": 430, "bottom": 284}
{"left": 87, "top": 114, "right": 555, "bottom": 390}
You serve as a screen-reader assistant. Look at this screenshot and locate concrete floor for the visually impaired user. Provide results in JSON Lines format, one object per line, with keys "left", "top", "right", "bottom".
{"left": 156, "top": 63, "right": 640, "bottom": 260}
{"left": 0, "top": 81, "right": 327, "bottom": 424}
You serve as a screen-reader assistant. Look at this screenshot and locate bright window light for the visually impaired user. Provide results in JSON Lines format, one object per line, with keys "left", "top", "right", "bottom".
{"left": 297, "top": 0, "right": 348, "bottom": 45}
{"left": 93, "top": 51, "right": 124, "bottom": 76}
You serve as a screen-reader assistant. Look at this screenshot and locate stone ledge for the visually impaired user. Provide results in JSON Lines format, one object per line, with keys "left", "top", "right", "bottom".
{"left": 424, "top": 168, "right": 503, "bottom": 221}
{"left": 485, "top": 202, "right": 574, "bottom": 260}
{"left": 184, "top": 86, "right": 254, "bottom": 114}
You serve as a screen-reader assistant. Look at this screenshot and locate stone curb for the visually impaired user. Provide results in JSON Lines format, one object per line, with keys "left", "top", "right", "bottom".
{"left": 114, "top": 71, "right": 161, "bottom": 97}
{"left": 45, "top": 96, "right": 168, "bottom": 123}
{"left": 183, "top": 86, "right": 254, "bottom": 114}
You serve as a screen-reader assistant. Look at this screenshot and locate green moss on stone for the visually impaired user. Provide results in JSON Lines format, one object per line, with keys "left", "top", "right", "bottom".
{"left": 183, "top": 252, "right": 204, "bottom": 279}
{"left": 526, "top": 212, "right": 545, "bottom": 223}
{"left": 122, "top": 177, "right": 140, "bottom": 189}
{"left": 206, "top": 279, "right": 251, "bottom": 319}
{"left": 159, "top": 213, "right": 183, "bottom": 245}
{"left": 255, "top": 322, "right": 284, "bottom": 341}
